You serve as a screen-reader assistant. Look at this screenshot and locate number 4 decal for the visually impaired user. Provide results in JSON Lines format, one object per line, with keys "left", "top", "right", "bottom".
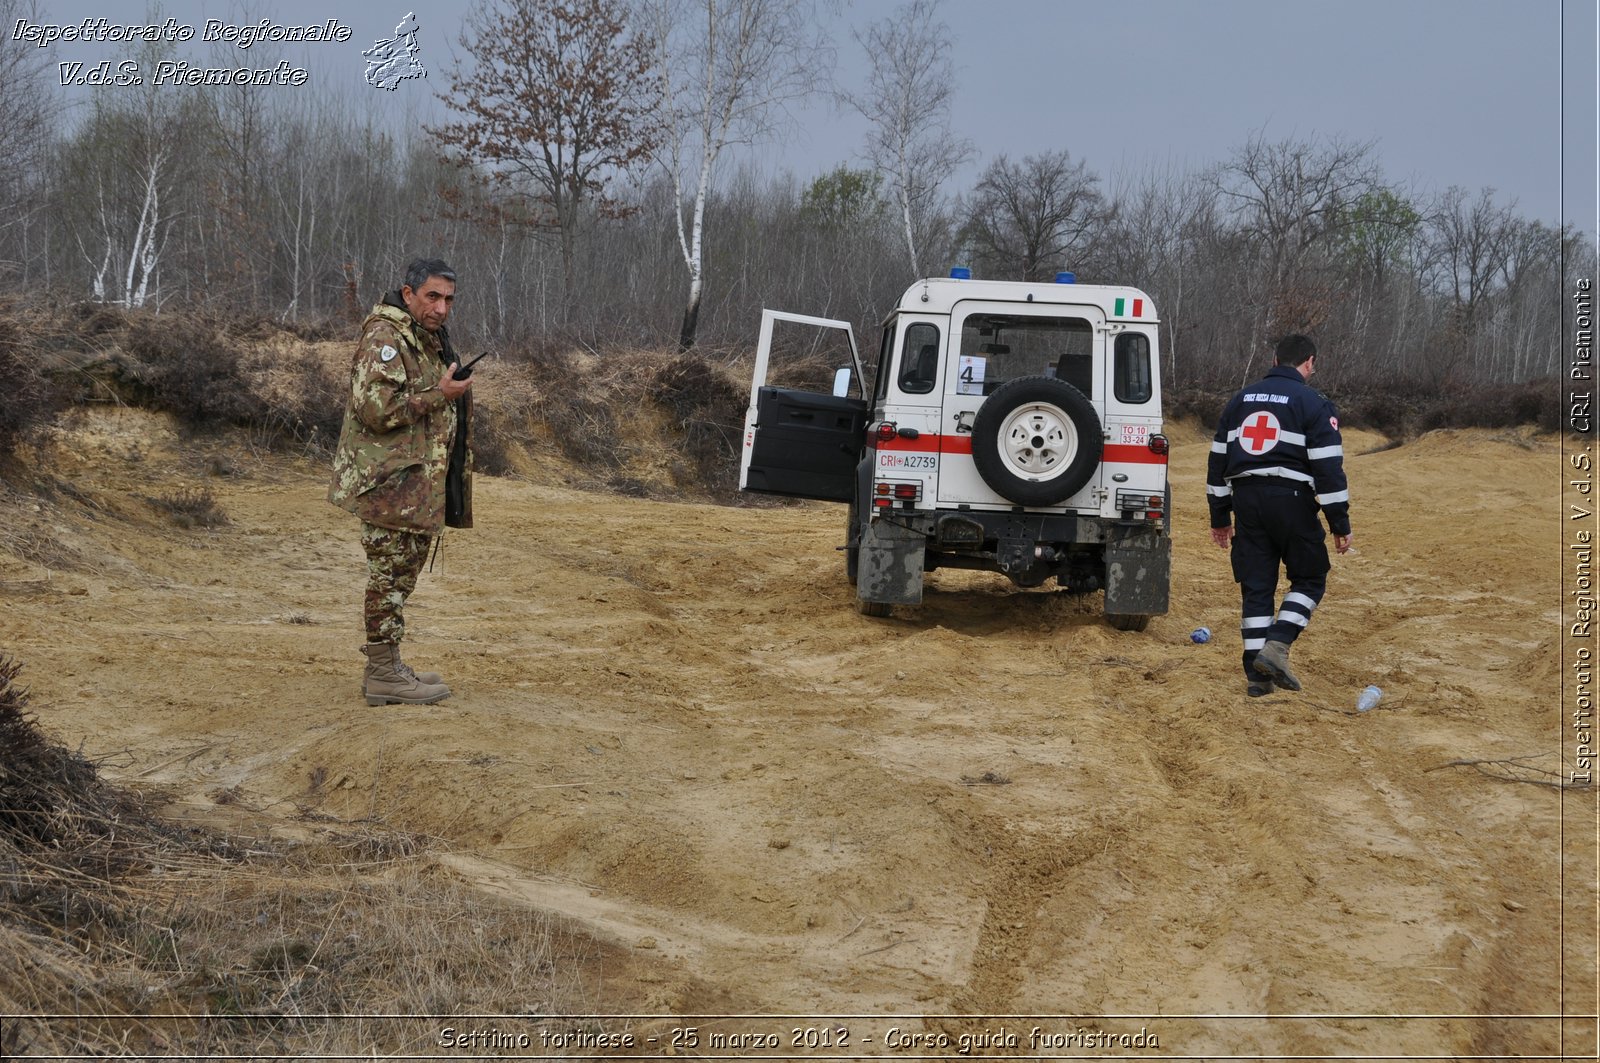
{"left": 957, "top": 355, "right": 986, "bottom": 395}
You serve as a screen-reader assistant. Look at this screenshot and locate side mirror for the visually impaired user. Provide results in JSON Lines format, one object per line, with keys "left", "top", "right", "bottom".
{"left": 831, "top": 366, "right": 852, "bottom": 398}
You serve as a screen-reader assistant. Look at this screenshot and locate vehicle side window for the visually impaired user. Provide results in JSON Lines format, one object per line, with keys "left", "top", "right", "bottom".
{"left": 1114, "top": 332, "right": 1152, "bottom": 404}
{"left": 874, "top": 323, "right": 895, "bottom": 401}
{"left": 897, "top": 323, "right": 941, "bottom": 394}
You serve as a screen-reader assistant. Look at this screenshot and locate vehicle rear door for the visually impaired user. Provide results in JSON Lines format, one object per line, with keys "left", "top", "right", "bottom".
{"left": 935, "top": 299, "right": 1107, "bottom": 509}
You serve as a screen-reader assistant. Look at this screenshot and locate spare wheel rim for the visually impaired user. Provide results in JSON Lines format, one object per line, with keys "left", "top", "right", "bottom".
{"left": 998, "top": 401, "right": 1077, "bottom": 481}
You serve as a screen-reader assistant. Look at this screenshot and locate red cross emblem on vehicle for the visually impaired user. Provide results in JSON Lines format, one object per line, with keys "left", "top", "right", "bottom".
{"left": 1240, "top": 411, "right": 1281, "bottom": 454}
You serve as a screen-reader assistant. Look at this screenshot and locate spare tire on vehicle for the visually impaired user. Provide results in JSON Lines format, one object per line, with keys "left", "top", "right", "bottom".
{"left": 970, "top": 376, "right": 1102, "bottom": 507}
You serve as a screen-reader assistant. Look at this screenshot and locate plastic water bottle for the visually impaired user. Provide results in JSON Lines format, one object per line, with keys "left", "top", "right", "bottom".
{"left": 1357, "top": 685, "right": 1383, "bottom": 712}
{"left": 1190, "top": 627, "right": 1211, "bottom": 644}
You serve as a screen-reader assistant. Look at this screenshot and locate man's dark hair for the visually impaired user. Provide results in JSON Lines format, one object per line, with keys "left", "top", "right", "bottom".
{"left": 1274, "top": 334, "right": 1317, "bottom": 367}
{"left": 403, "top": 258, "right": 456, "bottom": 292}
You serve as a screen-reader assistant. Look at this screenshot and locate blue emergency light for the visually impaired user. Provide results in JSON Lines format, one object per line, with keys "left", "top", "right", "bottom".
{"left": 1056, "top": 271, "right": 1076, "bottom": 284}
{"left": 949, "top": 266, "right": 971, "bottom": 280}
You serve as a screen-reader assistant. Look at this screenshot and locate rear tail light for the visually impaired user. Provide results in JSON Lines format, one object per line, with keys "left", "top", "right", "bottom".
{"left": 875, "top": 422, "right": 898, "bottom": 442}
{"left": 1116, "top": 489, "right": 1165, "bottom": 520}
{"left": 873, "top": 479, "right": 922, "bottom": 508}
{"left": 1148, "top": 434, "right": 1169, "bottom": 455}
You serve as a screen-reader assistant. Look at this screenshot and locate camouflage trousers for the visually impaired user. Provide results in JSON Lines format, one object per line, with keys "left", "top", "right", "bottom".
{"left": 360, "top": 522, "right": 433, "bottom": 645}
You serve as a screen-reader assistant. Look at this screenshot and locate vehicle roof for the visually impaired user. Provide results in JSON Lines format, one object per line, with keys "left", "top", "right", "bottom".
{"left": 891, "top": 277, "right": 1159, "bottom": 321}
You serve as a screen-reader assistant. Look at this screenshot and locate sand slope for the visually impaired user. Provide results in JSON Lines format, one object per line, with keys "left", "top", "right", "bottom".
{"left": 0, "top": 409, "right": 1591, "bottom": 1057}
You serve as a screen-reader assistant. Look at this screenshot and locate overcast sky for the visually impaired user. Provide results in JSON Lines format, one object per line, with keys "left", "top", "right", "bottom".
{"left": 24, "top": 0, "right": 1600, "bottom": 241}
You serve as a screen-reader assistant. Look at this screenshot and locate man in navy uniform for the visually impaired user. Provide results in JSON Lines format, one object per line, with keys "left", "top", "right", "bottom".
{"left": 1206, "top": 334, "right": 1352, "bottom": 696}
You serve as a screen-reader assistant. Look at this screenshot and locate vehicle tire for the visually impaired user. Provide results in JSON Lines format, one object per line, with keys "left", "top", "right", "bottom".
{"left": 858, "top": 599, "right": 892, "bottom": 618}
{"left": 845, "top": 499, "right": 861, "bottom": 585}
{"left": 970, "top": 377, "right": 1102, "bottom": 507}
{"left": 1107, "top": 613, "right": 1150, "bottom": 632}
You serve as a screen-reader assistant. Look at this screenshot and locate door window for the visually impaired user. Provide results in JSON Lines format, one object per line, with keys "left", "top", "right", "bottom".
{"left": 1114, "top": 332, "right": 1152, "bottom": 404}
{"left": 956, "top": 314, "right": 1092, "bottom": 396}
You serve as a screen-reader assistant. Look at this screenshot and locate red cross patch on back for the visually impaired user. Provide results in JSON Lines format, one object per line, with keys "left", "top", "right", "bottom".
{"left": 1240, "top": 411, "right": 1281, "bottom": 455}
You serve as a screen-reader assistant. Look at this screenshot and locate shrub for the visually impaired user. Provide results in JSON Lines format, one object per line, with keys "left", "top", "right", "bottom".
{"left": 0, "top": 325, "right": 67, "bottom": 456}
{"left": 1399, "top": 377, "right": 1560, "bottom": 435}
{"left": 544, "top": 393, "right": 626, "bottom": 469}
{"left": 650, "top": 352, "right": 747, "bottom": 494}
{"left": 1173, "top": 377, "right": 1560, "bottom": 439}
{"left": 109, "top": 312, "right": 346, "bottom": 451}
{"left": 252, "top": 345, "right": 345, "bottom": 452}
{"left": 1164, "top": 388, "right": 1230, "bottom": 428}
{"left": 126, "top": 316, "right": 256, "bottom": 429}
{"left": 0, "top": 653, "right": 188, "bottom": 896}
{"left": 1337, "top": 390, "right": 1420, "bottom": 438}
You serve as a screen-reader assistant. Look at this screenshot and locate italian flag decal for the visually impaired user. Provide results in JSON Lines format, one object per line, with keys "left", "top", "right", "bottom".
{"left": 1113, "top": 297, "right": 1145, "bottom": 317}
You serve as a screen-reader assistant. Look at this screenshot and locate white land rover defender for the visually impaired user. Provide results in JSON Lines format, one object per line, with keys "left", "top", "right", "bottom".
{"left": 739, "top": 271, "right": 1171, "bottom": 629}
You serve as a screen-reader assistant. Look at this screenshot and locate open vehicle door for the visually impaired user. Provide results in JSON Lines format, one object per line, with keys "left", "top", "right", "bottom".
{"left": 739, "top": 310, "right": 869, "bottom": 503}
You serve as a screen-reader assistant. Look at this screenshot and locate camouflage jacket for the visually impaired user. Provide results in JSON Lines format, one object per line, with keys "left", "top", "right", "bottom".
{"left": 328, "top": 298, "right": 473, "bottom": 534}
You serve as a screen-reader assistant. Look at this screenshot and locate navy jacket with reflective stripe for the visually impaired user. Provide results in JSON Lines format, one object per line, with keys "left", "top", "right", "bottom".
{"left": 1206, "top": 365, "right": 1351, "bottom": 535}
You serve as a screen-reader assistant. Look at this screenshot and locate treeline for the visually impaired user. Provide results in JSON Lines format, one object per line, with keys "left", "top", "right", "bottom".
{"left": 0, "top": 0, "right": 1582, "bottom": 404}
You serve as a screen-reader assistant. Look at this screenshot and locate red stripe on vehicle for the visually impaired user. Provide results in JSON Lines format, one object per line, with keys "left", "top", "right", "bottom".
{"left": 1102, "top": 443, "right": 1167, "bottom": 464}
{"left": 877, "top": 436, "right": 1162, "bottom": 463}
{"left": 871, "top": 435, "right": 942, "bottom": 453}
{"left": 872, "top": 435, "right": 975, "bottom": 455}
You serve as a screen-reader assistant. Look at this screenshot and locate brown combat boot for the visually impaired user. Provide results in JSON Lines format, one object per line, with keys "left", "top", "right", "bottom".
{"left": 362, "top": 643, "right": 451, "bottom": 706}
{"left": 1252, "top": 640, "right": 1302, "bottom": 692}
{"left": 394, "top": 651, "right": 443, "bottom": 687}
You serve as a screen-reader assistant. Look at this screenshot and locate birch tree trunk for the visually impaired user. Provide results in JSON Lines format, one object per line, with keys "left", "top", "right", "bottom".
{"left": 646, "top": 0, "right": 828, "bottom": 350}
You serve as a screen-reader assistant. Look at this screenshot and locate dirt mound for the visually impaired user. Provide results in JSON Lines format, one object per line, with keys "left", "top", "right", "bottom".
{"left": 0, "top": 410, "right": 1589, "bottom": 1057}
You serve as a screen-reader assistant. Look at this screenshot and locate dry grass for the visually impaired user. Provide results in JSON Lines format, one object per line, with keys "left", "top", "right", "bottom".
{"left": 473, "top": 343, "right": 752, "bottom": 499}
{"left": 0, "top": 521, "right": 85, "bottom": 572}
{"left": 0, "top": 655, "right": 599, "bottom": 1058}
{"left": 145, "top": 486, "right": 230, "bottom": 529}
{"left": 22, "top": 315, "right": 763, "bottom": 511}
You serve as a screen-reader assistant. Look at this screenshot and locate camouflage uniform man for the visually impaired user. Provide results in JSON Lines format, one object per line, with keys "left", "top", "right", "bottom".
{"left": 329, "top": 259, "right": 473, "bottom": 705}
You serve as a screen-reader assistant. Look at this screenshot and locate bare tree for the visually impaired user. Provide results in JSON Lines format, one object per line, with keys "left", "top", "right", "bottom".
{"left": 844, "top": 0, "right": 969, "bottom": 278}
{"left": 1321, "top": 186, "right": 1422, "bottom": 369}
{"left": 1421, "top": 185, "right": 1520, "bottom": 334}
{"left": 1210, "top": 133, "right": 1379, "bottom": 344}
{"left": 962, "top": 150, "right": 1111, "bottom": 282}
{"left": 0, "top": 0, "right": 61, "bottom": 273}
{"left": 431, "top": 0, "right": 658, "bottom": 309}
{"left": 1102, "top": 164, "right": 1220, "bottom": 385}
{"left": 61, "top": 71, "right": 192, "bottom": 308}
{"left": 797, "top": 165, "right": 894, "bottom": 319}
{"left": 195, "top": 8, "right": 277, "bottom": 306}
{"left": 643, "top": 0, "right": 831, "bottom": 349}
{"left": 270, "top": 96, "right": 327, "bottom": 322}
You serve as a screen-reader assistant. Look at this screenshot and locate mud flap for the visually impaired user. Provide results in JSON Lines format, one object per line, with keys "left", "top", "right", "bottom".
{"left": 858, "top": 517, "right": 925, "bottom": 606}
{"left": 1104, "top": 528, "right": 1170, "bottom": 616}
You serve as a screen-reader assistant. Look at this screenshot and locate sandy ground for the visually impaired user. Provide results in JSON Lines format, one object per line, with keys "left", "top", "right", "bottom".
{"left": 0, "top": 406, "right": 1594, "bottom": 1058}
